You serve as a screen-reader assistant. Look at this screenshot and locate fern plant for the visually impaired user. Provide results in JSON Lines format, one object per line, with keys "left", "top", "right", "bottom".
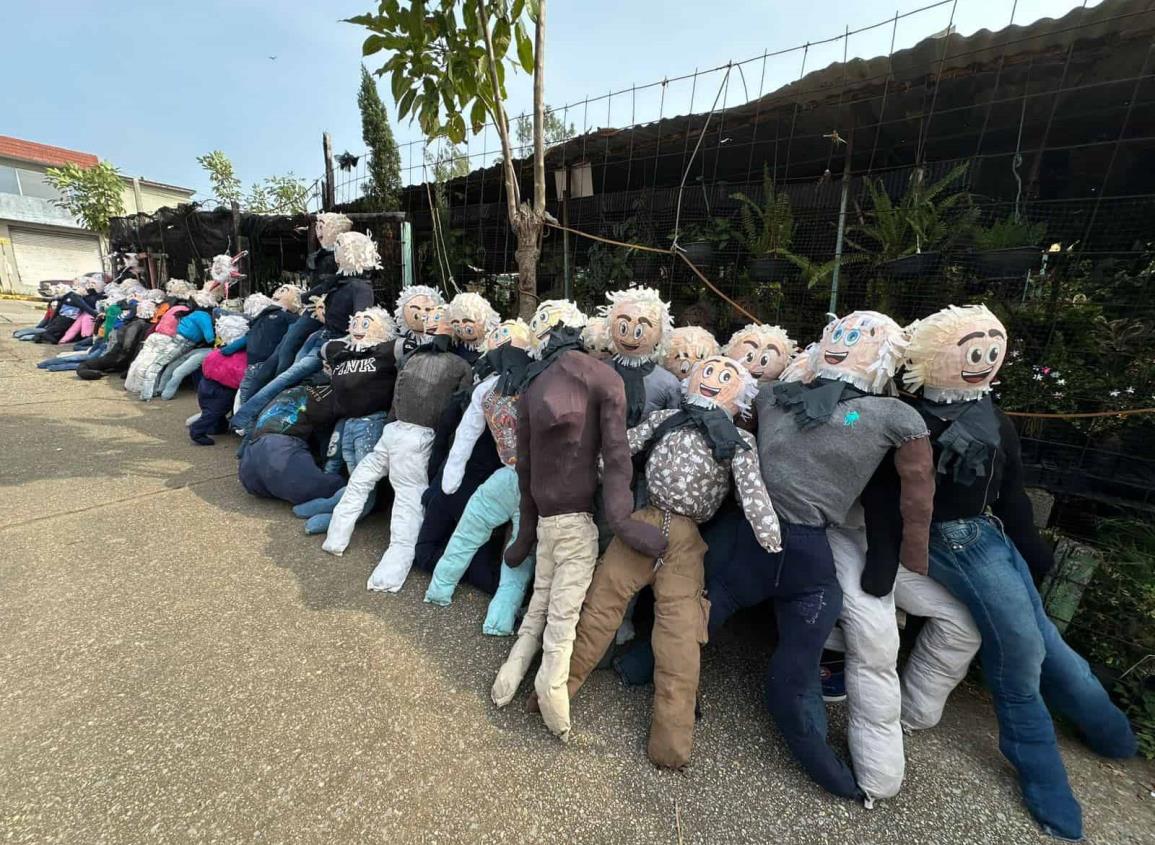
{"left": 732, "top": 166, "right": 795, "bottom": 256}
{"left": 973, "top": 216, "right": 1047, "bottom": 250}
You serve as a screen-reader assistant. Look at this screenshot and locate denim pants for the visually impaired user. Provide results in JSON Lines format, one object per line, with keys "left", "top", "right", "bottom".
{"left": 231, "top": 329, "right": 329, "bottom": 433}
{"left": 704, "top": 507, "right": 862, "bottom": 801}
{"left": 295, "top": 414, "right": 388, "bottom": 533}
{"left": 238, "top": 434, "right": 345, "bottom": 505}
{"left": 37, "top": 342, "right": 107, "bottom": 371}
{"left": 927, "top": 516, "right": 1137, "bottom": 840}
{"left": 159, "top": 348, "right": 212, "bottom": 399}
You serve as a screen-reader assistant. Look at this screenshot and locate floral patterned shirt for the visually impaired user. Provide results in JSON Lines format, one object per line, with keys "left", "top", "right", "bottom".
{"left": 628, "top": 409, "right": 782, "bottom": 552}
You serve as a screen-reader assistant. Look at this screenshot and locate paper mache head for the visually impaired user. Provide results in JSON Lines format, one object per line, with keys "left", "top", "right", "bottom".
{"left": 334, "top": 231, "right": 381, "bottom": 277}
{"left": 600, "top": 286, "right": 673, "bottom": 366}
{"left": 724, "top": 324, "right": 797, "bottom": 382}
{"left": 486, "top": 318, "right": 535, "bottom": 352}
{"left": 903, "top": 304, "right": 1007, "bottom": 403}
{"left": 315, "top": 212, "right": 353, "bottom": 250}
{"left": 394, "top": 285, "right": 445, "bottom": 336}
{"left": 663, "top": 325, "right": 720, "bottom": 379}
{"left": 581, "top": 319, "right": 614, "bottom": 360}
{"left": 528, "top": 299, "right": 587, "bottom": 358}
{"left": 140, "top": 288, "right": 166, "bottom": 304}
{"left": 192, "top": 290, "right": 219, "bottom": 310}
{"left": 780, "top": 343, "right": 818, "bottom": 384}
{"left": 207, "top": 254, "right": 243, "bottom": 300}
{"left": 136, "top": 300, "right": 158, "bottom": 320}
{"left": 271, "top": 284, "right": 304, "bottom": 314}
{"left": 685, "top": 355, "right": 758, "bottom": 419}
{"left": 215, "top": 314, "right": 249, "bottom": 346}
{"left": 447, "top": 291, "right": 500, "bottom": 350}
{"left": 347, "top": 307, "right": 397, "bottom": 350}
{"left": 425, "top": 304, "right": 453, "bottom": 336}
{"left": 307, "top": 294, "right": 326, "bottom": 323}
{"left": 243, "top": 293, "right": 277, "bottom": 319}
{"left": 165, "top": 278, "right": 195, "bottom": 298}
{"left": 804, "top": 311, "right": 908, "bottom": 395}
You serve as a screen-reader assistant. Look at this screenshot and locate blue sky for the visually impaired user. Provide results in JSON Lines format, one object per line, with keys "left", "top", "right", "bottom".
{"left": 1, "top": 0, "right": 1094, "bottom": 199}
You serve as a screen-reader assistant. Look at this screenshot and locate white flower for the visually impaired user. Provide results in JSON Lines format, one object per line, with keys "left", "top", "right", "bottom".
{"left": 1050, "top": 371, "right": 1061, "bottom": 379}
{"left": 1057, "top": 379, "right": 1066, "bottom": 386}
{"left": 1110, "top": 390, "right": 1121, "bottom": 397}
{"left": 1053, "top": 392, "right": 1064, "bottom": 399}
{"left": 1126, "top": 386, "right": 1135, "bottom": 394}
{"left": 1033, "top": 374, "right": 1044, "bottom": 381}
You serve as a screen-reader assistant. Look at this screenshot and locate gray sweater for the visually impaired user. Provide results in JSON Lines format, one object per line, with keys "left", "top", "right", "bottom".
{"left": 391, "top": 346, "right": 474, "bottom": 429}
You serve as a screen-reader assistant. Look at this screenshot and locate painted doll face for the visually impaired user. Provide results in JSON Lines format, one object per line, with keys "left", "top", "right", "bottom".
{"left": 933, "top": 313, "right": 1007, "bottom": 390}
{"left": 663, "top": 327, "right": 719, "bottom": 379}
{"left": 272, "top": 285, "right": 301, "bottom": 312}
{"left": 581, "top": 320, "right": 613, "bottom": 360}
{"left": 608, "top": 300, "right": 663, "bottom": 359}
{"left": 688, "top": 356, "right": 746, "bottom": 416}
{"left": 529, "top": 302, "right": 567, "bottom": 341}
{"left": 818, "top": 313, "right": 892, "bottom": 381}
{"left": 729, "top": 329, "right": 790, "bottom": 381}
{"left": 487, "top": 320, "right": 533, "bottom": 351}
{"left": 451, "top": 313, "right": 482, "bottom": 344}
{"left": 425, "top": 305, "right": 453, "bottom": 336}
{"left": 402, "top": 294, "right": 438, "bottom": 334}
{"left": 310, "top": 295, "right": 327, "bottom": 323}
{"left": 349, "top": 310, "right": 391, "bottom": 347}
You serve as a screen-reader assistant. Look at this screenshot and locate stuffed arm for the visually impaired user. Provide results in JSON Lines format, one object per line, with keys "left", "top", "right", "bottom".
{"left": 992, "top": 415, "right": 1054, "bottom": 580}
{"left": 503, "top": 401, "right": 538, "bottom": 566}
{"left": 600, "top": 380, "right": 667, "bottom": 558}
{"left": 442, "top": 378, "right": 493, "bottom": 494}
{"left": 730, "top": 433, "right": 782, "bottom": 552}
{"left": 894, "top": 436, "right": 935, "bottom": 575}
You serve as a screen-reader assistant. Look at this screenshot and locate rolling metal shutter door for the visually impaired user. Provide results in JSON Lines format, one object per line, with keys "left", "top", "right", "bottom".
{"left": 10, "top": 228, "right": 102, "bottom": 292}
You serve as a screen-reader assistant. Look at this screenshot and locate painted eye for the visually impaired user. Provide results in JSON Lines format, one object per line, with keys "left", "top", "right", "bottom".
{"left": 680, "top": 362, "right": 691, "bottom": 375}
{"left": 745, "top": 350, "right": 756, "bottom": 363}
{"left": 970, "top": 348, "right": 983, "bottom": 364}
{"left": 760, "top": 353, "right": 771, "bottom": 368}
{"left": 832, "top": 326, "right": 844, "bottom": 342}
{"left": 720, "top": 370, "right": 733, "bottom": 383}
{"left": 633, "top": 325, "right": 644, "bottom": 340}
{"left": 704, "top": 365, "right": 715, "bottom": 379}
{"left": 988, "top": 345, "right": 1001, "bottom": 363}
{"left": 617, "top": 319, "right": 629, "bottom": 336}
{"left": 845, "top": 329, "right": 861, "bottom": 346}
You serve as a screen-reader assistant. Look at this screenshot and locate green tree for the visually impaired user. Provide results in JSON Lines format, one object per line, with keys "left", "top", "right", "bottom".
{"left": 358, "top": 65, "right": 403, "bottom": 209}
{"left": 196, "top": 150, "right": 243, "bottom": 207}
{"left": 354, "top": 0, "right": 551, "bottom": 318}
{"left": 42, "top": 161, "right": 127, "bottom": 236}
{"left": 514, "top": 105, "right": 572, "bottom": 153}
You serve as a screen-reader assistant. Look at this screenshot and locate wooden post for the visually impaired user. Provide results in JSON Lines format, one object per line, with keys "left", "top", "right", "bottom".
{"left": 322, "top": 132, "right": 336, "bottom": 211}
{"left": 230, "top": 201, "right": 246, "bottom": 296}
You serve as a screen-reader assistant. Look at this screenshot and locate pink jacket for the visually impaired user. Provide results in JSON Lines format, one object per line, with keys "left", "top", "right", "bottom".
{"left": 155, "top": 305, "right": 189, "bottom": 337}
{"left": 201, "top": 349, "right": 248, "bottom": 390}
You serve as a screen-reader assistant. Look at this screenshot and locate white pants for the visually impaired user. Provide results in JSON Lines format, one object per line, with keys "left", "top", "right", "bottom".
{"left": 322, "top": 420, "right": 435, "bottom": 593}
{"left": 492, "top": 513, "right": 599, "bottom": 738}
{"left": 124, "top": 334, "right": 175, "bottom": 394}
{"left": 826, "top": 522, "right": 980, "bottom": 801}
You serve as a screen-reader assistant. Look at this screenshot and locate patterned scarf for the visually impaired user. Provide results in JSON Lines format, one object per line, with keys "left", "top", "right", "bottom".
{"left": 918, "top": 395, "right": 1002, "bottom": 486}
{"left": 774, "top": 377, "right": 868, "bottom": 429}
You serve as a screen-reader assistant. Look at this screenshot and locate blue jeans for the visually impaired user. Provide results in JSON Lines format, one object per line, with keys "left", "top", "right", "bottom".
{"left": 295, "top": 413, "right": 387, "bottom": 532}
{"left": 246, "top": 316, "right": 322, "bottom": 400}
{"left": 231, "top": 329, "right": 330, "bottom": 433}
{"left": 37, "top": 341, "right": 107, "bottom": 370}
{"left": 928, "top": 516, "right": 1137, "bottom": 840}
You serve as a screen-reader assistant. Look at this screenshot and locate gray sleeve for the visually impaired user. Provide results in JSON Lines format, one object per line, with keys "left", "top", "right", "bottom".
{"left": 885, "top": 401, "right": 931, "bottom": 447}
{"left": 754, "top": 382, "right": 777, "bottom": 416}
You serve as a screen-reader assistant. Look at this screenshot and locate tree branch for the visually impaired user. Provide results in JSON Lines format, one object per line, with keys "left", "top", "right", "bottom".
{"left": 532, "top": 0, "right": 547, "bottom": 214}
{"left": 477, "top": 0, "right": 521, "bottom": 223}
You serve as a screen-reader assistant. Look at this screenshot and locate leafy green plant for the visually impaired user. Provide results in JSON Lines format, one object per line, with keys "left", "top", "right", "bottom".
{"left": 196, "top": 150, "right": 243, "bottom": 207}
{"left": 674, "top": 217, "right": 739, "bottom": 252}
{"left": 197, "top": 150, "right": 311, "bottom": 214}
{"left": 732, "top": 166, "right": 794, "bottom": 256}
{"left": 358, "top": 65, "right": 403, "bottom": 209}
{"left": 42, "top": 161, "right": 127, "bottom": 236}
{"left": 973, "top": 216, "right": 1047, "bottom": 251}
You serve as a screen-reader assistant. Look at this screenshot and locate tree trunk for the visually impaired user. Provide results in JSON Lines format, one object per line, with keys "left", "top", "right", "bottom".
{"left": 513, "top": 201, "right": 543, "bottom": 319}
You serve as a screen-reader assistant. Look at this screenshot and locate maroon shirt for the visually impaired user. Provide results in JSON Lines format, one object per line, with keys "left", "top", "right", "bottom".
{"left": 505, "top": 350, "right": 665, "bottom": 563}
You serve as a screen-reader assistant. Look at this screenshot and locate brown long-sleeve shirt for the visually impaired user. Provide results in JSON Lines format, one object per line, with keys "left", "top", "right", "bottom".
{"left": 506, "top": 350, "right": 665, "bottom": 563}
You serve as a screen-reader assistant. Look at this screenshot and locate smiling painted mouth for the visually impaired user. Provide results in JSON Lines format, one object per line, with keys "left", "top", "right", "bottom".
{"left": 824, "top": 350, "right": 848, "bottom": 365}
{"left": 699, "top": 385, "right": 720, "bottom": 398}
{"left": 619, "top": 340, "right": 640, "bottom": 351}
{"left": 961, "top": 367, "right": 994, "bottom": 384}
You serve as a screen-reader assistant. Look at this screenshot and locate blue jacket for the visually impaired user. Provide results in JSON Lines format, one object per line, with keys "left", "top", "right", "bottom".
{"left": 177, "top": 310, "right": 215, "bottom": 345}
{"left": 236, "top": 306, "right": 298, "bottom": 363}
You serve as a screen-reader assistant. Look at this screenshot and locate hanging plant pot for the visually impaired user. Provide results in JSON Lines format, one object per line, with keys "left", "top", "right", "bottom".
{"left": 880, "top": 251, "right": 941, "bottom": 279}
{"left": 679, "top": 241, "right": 714, "bottom": 272}
{"left": 972, "top": 246, "right": 1042, "bottom": 279}
{"left": 747, "top": 256, "right": 799, "bottom": 283}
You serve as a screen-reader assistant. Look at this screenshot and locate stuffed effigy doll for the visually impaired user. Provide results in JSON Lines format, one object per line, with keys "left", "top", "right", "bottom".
{"left": 896, "top": 305, "right": 1136, "bottom": 839}
{"left": 291, "top": 307, "right": 399, "bottom": 534}
{"left": 580, "top": 318, "right": 613, "bottom": 361}
{"left": 602, "top": 286, "right": 681, "bottom": 426}
{"left": 491, "top": 300, "right": 667, "bottom": 740}
{"left": 424, "top": 318, "right": 538, "bottom": 635}
{"left": 223, "top": 287, "right": 303, "bottom": 405}
{"left": 704, "top": 310, "right": 936, "bottom": 801}
{"left": 392, "top": 284, "right": 445, "bottom": 359}
{"left": 447, "top": 291, "right": 499, "bottom": 364}
{"left": 723, "top": 323, "right": 797, "bottom": 433}
{"left": 201, "top": 252, "right": 245, "bottom": 304}
{"left": 137, "top": 290, "right": 217, "bottom": 401}
{"left": 322, "top": 304, "right": 474, "bottom": 593}
{"left": 662, "top": 325, "right": 719, "bottom": 380}
{"left": 77, "top": 299, "right": 157, "bottom": 381}
{"left": 188, "top": 314, "right": 250, "bottom": 445}
{"left": 123, "top": 287, "right": 191, "bottom": 395}
{"left": 565, "top": 356, "right": 781, "bottom": 766}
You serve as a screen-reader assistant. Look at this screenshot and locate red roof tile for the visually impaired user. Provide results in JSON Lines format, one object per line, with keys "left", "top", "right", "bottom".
{"left": 0, "top": 136, "right": 98, "bottom": 169}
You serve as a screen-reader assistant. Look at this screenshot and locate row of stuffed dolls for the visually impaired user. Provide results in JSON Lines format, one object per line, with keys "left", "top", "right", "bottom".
{"left": 28, "top": 213, "right": 1137, "bottom": 842}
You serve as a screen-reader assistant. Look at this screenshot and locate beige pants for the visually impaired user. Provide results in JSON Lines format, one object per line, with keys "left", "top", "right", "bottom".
{"left": 491, "top": 513, "right": 599, "bottom": 737}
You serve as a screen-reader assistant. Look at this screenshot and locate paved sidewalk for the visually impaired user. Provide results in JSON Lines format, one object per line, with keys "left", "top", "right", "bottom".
{"left": 1, "top": 311, "right": 1152, "bottom": 844}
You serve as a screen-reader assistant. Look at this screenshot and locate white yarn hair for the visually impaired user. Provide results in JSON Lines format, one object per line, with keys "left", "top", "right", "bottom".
{"left": 141, "top": 288, "right": 166, "bottom": 303}
{"left": 166, "top": 278, "right": 195, "bottom": 297}
{"left": 46, "top": 282, "right": 72, "bottom": 298}
{"left": 136, "top": 300, "right": 158, "bottom": 319}
{"left": 315, "top": 212, "right": 353, "bottom": 246}
{"left": 192, "top": 290, "right": 219, "bottom": 309}
{"left": 811, "top": 311, "right": 909, "bottom": 395}
{"left": 271, "top": 283, "right": 305, "bottom": 314}
{"left": 243, "top": 293, "right": 277, "bottom": 319}
{"left": 346, "top": 306, "right": 397, "bottom": 350}
{"left": 599, "top": 285, "right": 674, "bottom": 362}
{"left": 210, "top": 254, "right": 235, "bottom": 284}
{"left": 903, "top": 304, "right": 1004, "bottom": 402}
{"left": 393, "top": 284, "right": 445, "bottom": 336}
{"left": 528, "top": 299, "right": 588, "bottom": 359}
{"left": 780, "top": 344, "right": 818, "bottom": 384}
{"left": 214, "top": 314, "right": 249, "bottom": 346}
{"left": 334, "top": 231, "right": 381, "bottom": 276}
{"left": 448, "top": 291, "right": 500, "bottom": 350}
{"left": 681, "top": 358, "right": 759, "bottom": 419}
{"left": 580, "top": 317, "right": 613, "bottom": 356}
{"left": 723, "top": 323, "right": 798, "bottom": 359}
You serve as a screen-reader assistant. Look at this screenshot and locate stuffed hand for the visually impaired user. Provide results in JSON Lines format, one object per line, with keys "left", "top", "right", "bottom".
{"left": 900, "top": 543, "right": 929, "bottom": 576}
{"left": 504, "top": 532, "right": 535, "bottom": 568}
{"left": 614, "top": 518, "right": 668, "bottom": 559}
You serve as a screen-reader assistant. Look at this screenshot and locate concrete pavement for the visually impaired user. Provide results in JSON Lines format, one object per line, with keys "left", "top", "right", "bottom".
{"left": 1, "top": 298, "right": 1153, "bottom": 844}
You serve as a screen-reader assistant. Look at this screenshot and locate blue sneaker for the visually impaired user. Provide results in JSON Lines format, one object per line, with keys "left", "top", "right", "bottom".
{"left": 820, "top": 662, "right": 847, "bottom": 703}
